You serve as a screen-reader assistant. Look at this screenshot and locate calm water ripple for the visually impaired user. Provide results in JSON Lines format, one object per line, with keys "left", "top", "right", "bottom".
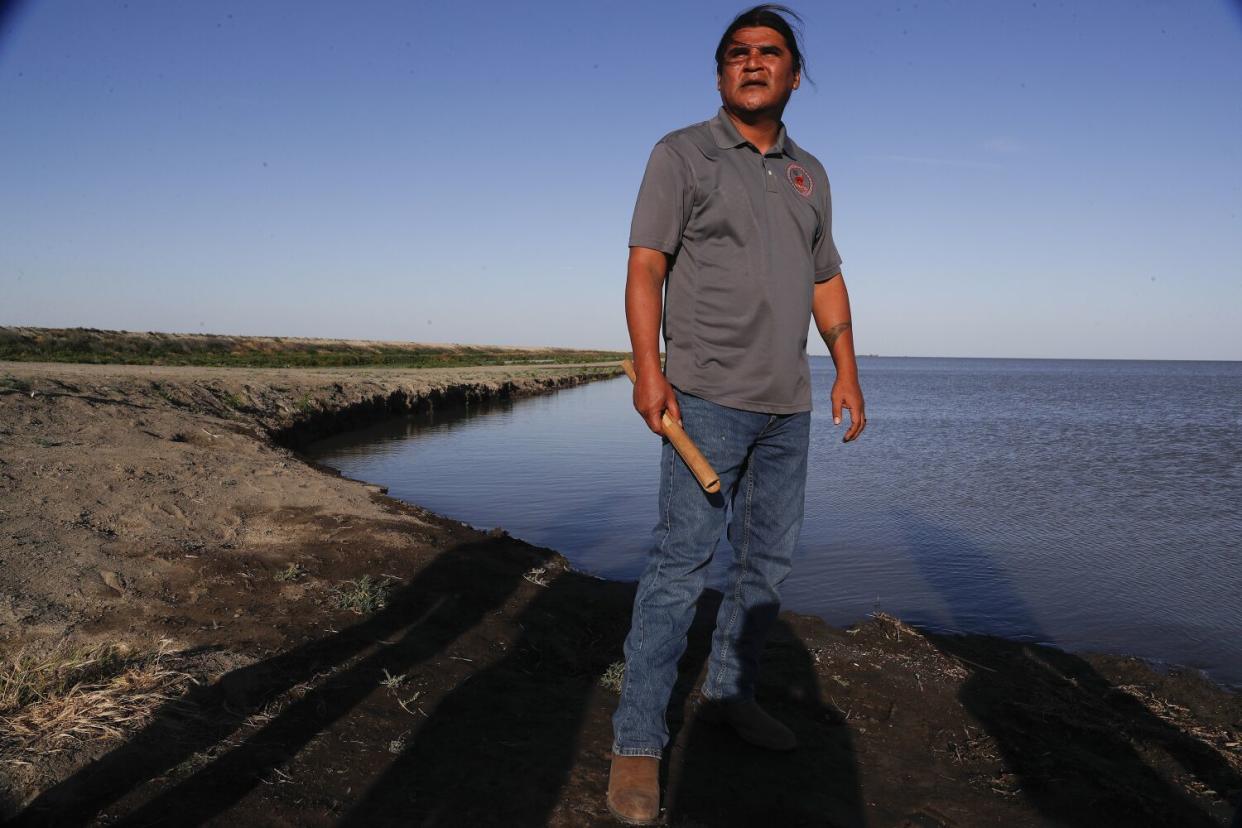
{"left": 306, "top": 357, "right": 1242, "bottom": 688}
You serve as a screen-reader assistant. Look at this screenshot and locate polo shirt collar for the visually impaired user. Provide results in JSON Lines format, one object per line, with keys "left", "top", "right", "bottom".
{"left": 709, "top": 107, "right": 794, "bottom": 158}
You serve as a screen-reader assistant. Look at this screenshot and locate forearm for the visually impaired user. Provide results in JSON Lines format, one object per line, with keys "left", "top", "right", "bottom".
{"left": 625, "top": 247, "right": 681, "bottom": 433}
{"left": 624, "top": 248, "right": 669, "bottom": 377}
{"left": 812, "top": 274, "right": 858, "bottom": 379}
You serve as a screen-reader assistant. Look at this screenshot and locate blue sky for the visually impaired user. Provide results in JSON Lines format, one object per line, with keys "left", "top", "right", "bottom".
{"left": 1, "top": 1, "right": 1239, "bottom": 359}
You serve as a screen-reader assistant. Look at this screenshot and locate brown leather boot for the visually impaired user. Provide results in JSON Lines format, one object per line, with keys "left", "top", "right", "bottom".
{"left": 695, "top": 696, "right": 798, "bottom": 751}
{"left": 606, "top": 754, "right": 660, "bottom": 825}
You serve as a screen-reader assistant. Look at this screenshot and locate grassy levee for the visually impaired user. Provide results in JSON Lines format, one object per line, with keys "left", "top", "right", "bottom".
{"left": 0, "top": 327, "right": 627, "bottom": 369}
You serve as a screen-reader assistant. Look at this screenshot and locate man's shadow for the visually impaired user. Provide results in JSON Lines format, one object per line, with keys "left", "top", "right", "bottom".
{"left": 663, "top": 592, "right": 865, "bottom": 828}
{"left": 336, "top": 565, "right": 864, "bottom": 826}
{"left": 12, "top": 536, "right": 547, "bottom": 826}
{"left": 336, "top": 562, "right": 637, "bottom": 826}
{"left": 11, "top": 518, "right": 863, "bottom": 826}
{"left": 899, "top": 511, "right": 1242, "bottom": 827}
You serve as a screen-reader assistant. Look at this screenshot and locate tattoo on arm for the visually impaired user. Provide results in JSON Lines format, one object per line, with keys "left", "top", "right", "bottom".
{"left": 820, "top": 321, "right": 852, "bottom": 349}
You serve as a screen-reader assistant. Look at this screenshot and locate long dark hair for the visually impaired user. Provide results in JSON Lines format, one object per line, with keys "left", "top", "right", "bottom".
{"left": 714, "top": 5, "right": 810, "bottom": 81}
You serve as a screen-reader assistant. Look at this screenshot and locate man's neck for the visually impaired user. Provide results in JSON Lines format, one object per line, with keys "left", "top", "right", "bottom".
{"left": 723, "top": 106, "right": 784, "bottom": 155}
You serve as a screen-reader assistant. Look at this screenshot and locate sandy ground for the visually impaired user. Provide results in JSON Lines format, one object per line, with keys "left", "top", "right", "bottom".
{"left": 1, "top": 360, "right": 1240, "bottom": 826}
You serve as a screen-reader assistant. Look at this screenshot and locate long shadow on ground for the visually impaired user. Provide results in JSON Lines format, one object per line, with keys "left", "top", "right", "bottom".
{"left": 929, "top": 631, "right": 1242, "bottom": 826}
{"left": 900, "top": 512, "right": 1242, "bottom": 826}
{"left": 332, "top": 577, "right": 863, "bottom": 826}
{"left": 12, "top": 537, "right": 539, "bottom": 826}
{"left": 12, "top": 536, "right": 867, "bottom": 826}
{"left": 336, "top": 563, "right": 635, "bottom": 826}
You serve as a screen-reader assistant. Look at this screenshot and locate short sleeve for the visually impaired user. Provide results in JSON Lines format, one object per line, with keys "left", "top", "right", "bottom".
{"left": 628, "top": 141, "right": 693, "bottom": 256}
{"left": 813, "top": 176, "right": 843, "bottom": 282}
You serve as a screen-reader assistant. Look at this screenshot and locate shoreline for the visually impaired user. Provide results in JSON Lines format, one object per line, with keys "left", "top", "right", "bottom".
{"left": 1, "top": 360, "right": 1239, "bottom": 825}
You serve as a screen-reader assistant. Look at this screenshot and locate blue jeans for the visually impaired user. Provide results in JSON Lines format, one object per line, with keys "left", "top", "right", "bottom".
{"left": 611, "top": 389, "right": 811, "bottom": 758}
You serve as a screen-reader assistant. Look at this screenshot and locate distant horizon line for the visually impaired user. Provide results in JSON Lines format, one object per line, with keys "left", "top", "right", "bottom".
{"left": 846, "top": 354, "right": 1242, "bottom": 364}
{"left": 1, "top": 324, "right": 1237, "bottom": 364}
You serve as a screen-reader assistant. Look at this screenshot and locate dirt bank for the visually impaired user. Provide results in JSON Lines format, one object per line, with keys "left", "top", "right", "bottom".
{"left": 1, "top": 360, "right": 1239, "bottom": 826}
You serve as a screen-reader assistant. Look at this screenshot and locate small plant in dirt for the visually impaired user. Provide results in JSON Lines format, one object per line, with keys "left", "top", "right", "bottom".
{"left": 378, "top": 669, "right": 424, "bottom": 715}
{"left": 331, "top": 575, "right": 394, "bottom": 614}
{"left": 388, "top": 730, "right": 410, "bottom": 754}
{"left": 380, "top": 669, "right": 407, "bottom": 690}
{"left": 295, "top": 393, "right": 315, "bottom": 414}
{"left": 274, "top": 562, "right": 307, "bottom": 582}
{"left": 599, "top": 660, "right": 626, "bottom": 694}
{"left": 523, "top": 566, "right": 550, "bottom": 587}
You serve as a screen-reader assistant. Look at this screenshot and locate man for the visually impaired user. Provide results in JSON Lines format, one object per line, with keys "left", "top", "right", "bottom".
{"left": 608, "top": 5, "right": 865, "bottom": 824}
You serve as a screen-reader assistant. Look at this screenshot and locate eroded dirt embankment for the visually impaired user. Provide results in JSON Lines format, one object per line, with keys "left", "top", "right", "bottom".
{"left": 1, "top": 360, "right": 1240, "bottom": 826}
{"left": 0, "top": 361, "right": 620, "bottom": 643}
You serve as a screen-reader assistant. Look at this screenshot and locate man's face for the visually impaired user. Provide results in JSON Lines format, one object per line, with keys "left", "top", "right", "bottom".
{"left": 716, "top": 26, "right": 800, "bottom": 116}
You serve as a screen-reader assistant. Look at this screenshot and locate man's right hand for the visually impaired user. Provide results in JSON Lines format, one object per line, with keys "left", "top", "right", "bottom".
{"left": 633, "top": 368, "right": 682, "bottom": 436}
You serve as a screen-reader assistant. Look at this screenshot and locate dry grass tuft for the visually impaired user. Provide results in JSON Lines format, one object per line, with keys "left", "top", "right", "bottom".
{"left": 274, "top": 562, "right": 307, "bottom": 582}
{"left": 0, "top": 638, "right": 195, "bottom": 756}
{"left": 599, "top": 661, "right": 626, "bottom": 694}
{"left": 523, "top": 566, "right": 550, "bottom": 588}
{"left": 1113, "top": 683, "right": 1242, "bottom": 774}
{"left": 868, "top": 611, "right": 924, "bottom": 642}
{"left": 331, "top": 575, "right": 395, "bottom": 614}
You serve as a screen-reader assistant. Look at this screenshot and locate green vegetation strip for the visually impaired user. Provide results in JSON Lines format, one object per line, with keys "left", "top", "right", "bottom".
{"left": 0, "top": 327, "right": 627, "bottom": 369}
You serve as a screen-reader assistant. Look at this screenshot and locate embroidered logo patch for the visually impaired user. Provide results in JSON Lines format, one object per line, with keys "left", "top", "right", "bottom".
{"left": 786, "top": 163, "right": 813, "bottom": 197}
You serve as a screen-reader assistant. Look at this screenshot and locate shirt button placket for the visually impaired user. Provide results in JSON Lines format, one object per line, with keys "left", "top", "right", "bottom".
{"left": 763, "top": 158, "right": 779, "bottom": 193}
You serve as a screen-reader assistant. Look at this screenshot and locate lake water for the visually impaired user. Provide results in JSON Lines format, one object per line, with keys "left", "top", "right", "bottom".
{"left": 306, "top": 357, "right": 1242, "bottom": 689}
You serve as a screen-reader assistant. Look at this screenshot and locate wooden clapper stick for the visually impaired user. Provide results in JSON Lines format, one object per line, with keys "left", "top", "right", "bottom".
{"left": 621, "top": 359, "right": 721, "bottom": 494}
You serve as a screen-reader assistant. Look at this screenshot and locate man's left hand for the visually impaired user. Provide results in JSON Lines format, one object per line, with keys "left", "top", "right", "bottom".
{"left": 831, "top": 377, "right": 866, "bottom": 443}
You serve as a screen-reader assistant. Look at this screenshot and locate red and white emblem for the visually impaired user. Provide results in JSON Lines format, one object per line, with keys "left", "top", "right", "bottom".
{"left": 786, "top": 163, "right": 813, "bottom": 197}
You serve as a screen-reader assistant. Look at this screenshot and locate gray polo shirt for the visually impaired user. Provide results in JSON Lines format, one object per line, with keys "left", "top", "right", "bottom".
{"left": 629, "top": 107, "right": 843, "bottom": 414}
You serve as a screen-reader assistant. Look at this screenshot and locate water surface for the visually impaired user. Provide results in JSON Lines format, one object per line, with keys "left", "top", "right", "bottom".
{"left": 306, "top": 357, "right": 1242, "bottom": 687}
